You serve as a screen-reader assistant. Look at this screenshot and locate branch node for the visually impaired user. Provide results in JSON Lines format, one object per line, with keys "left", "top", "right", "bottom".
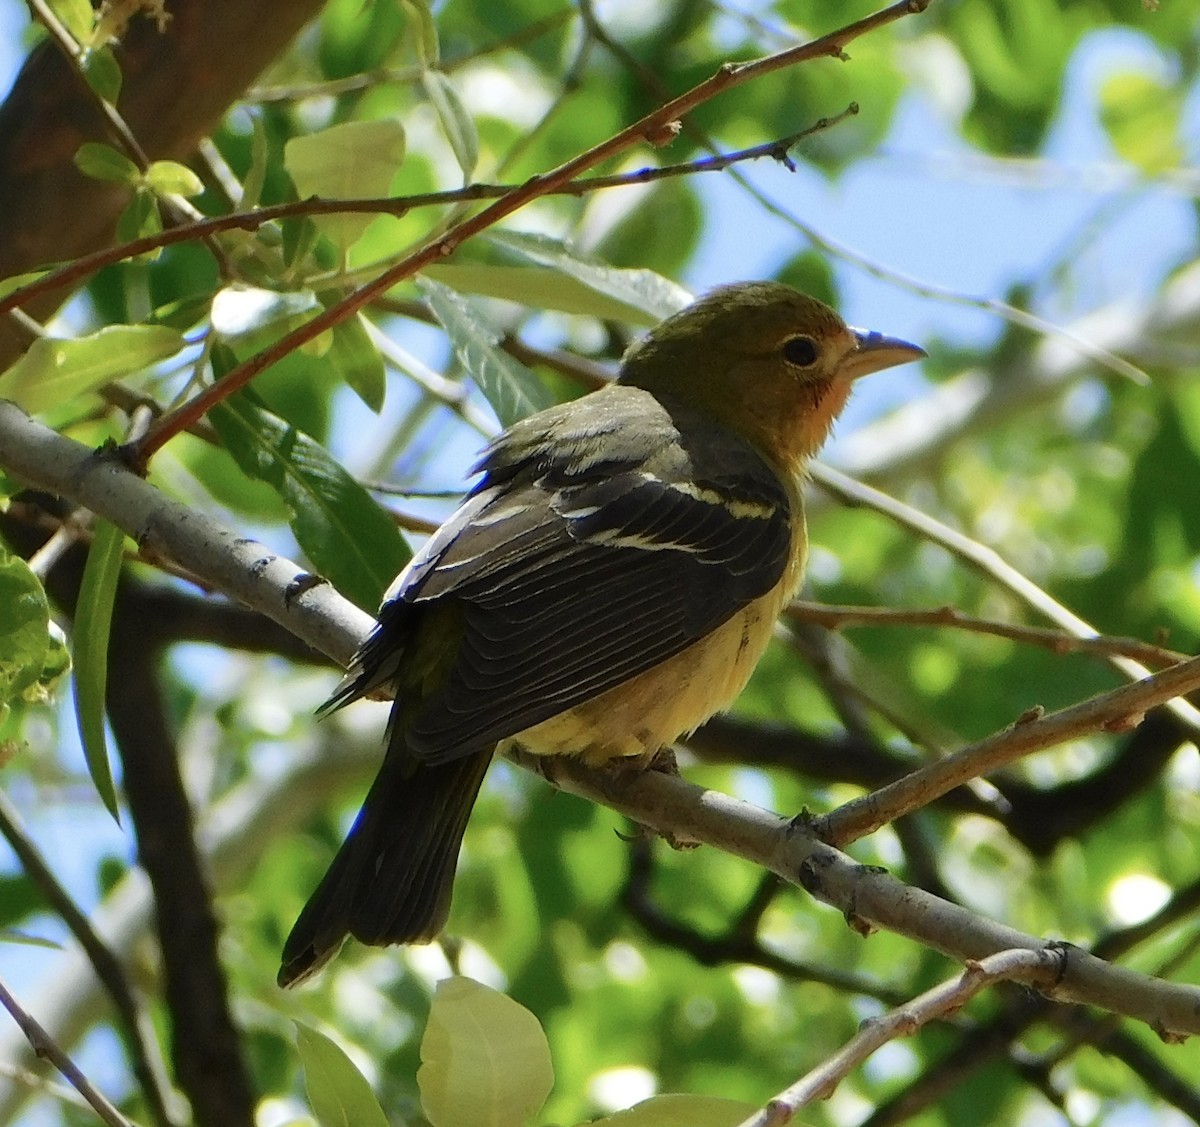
{"left": 769, "top": 144, "right": 797, "bottom": 172}
{"left": 643, "top": 120, "right": 682, "bottom": 147}
{"left": 1014, "top": 704, "right": 1044, "bottom": 726}
{"left": 844, "top": 909, "right": 876, "bottom": 938}
{"left": 285, "top": 572, "right": 325, "bottom": 605}
{"left": 1103, "top": 711, "right": 1145, "bottom": 733}
{"left": 1153, "top": 1021, "right": 1191, "bottom": 1046}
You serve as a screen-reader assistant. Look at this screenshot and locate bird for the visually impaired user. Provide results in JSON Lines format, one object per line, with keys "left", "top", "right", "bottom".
{"left": 278, "top": 281, "right": 924, "bottom": 986}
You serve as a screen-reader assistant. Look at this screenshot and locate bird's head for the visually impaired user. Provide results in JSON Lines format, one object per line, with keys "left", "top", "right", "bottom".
{"left": 619, "top": 282, "right": 925, "bottom": 473}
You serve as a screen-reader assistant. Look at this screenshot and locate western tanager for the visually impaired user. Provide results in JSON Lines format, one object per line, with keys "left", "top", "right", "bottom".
{"left": 279, "top": 281, "right": 923, "bottom": 986}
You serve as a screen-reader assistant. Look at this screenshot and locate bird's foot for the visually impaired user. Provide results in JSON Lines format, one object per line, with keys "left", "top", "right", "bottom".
{"left": 645, "top": 746, "right": 682, "bottom": 776}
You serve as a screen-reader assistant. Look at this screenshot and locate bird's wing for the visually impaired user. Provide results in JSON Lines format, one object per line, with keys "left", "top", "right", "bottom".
{"left": 339, "top": 386, "right": 796, "bottom": 762}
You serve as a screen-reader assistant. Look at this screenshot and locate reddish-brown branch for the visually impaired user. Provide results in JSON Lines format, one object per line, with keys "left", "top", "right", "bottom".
{"left": 788, "top": 601, "right": 1188, "bottom": 669}
{"left": 0, "top": 114, "right": 855, "bottom": 318}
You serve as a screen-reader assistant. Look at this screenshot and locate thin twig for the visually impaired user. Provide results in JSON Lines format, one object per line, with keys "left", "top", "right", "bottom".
{"left": 788, "top": 601, "right": 1188, "bottom": 670}
{"left": 0, "top": 976, "right": 133, "bottom": 1127}
{"left": 26, "top": 0, "right": 151, "bottom": 167}
{"left": 736, "top": 172, "right": 1150, "bottom": 385}
{"left": 0, "top": 1059, "right": 94, "bottom": 1116}
{"left": 244, "top": 9, "right": 576, "bottom": 102}
{"left": 815, "top": 653, "right": 1200, "bottom": 847}
{"left": 25, "top": 510, "right": 93, "bottom": 579}
{"left": 808, "top": 461, "right": 1200, "bottom": 736}
{"left": 0, "top": 115, "right": 853, "bottom": 319}
{"left": 25, "top": 0, "right": 208, "bottom": 230}
{"left": 621, "top": 838, "right": 908, "bottom": 1004}
{"left": 383, "top": 507, "right": 440, "bottom": 535}
{"left": 0, "top": 793, "right": 176, "bottom": 1126}
{"left": 735, "top": 948, "right": 1068, "bottom": 1126}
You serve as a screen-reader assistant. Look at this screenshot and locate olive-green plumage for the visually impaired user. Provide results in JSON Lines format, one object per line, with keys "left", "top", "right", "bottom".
{"left": 278, "top": 282, "right": 923, "bottom": 987}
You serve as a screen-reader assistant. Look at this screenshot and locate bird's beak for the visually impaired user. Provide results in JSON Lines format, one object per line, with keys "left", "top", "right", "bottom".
{"left": 842, "top": 328, "right": 926, "bottom": 380}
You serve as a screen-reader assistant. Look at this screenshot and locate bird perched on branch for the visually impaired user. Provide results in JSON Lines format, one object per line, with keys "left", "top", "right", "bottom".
{"left": 279, "top": 281, "right": 923, "bottom": 986}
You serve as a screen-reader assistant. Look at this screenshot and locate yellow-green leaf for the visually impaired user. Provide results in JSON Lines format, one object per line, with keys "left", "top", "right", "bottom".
{"left": 209, "top": 393, "right": 409, "bottom": 611}
{"left": 1099, "top": 71, "right": 1182, "bottom": 175}
{"left": 329, "top": 312, "right": 386, "bottom": 413}
{"left": 586, "top": 1094, "right": 760, "bottom": 1127}
{"left": 419, "top": 977, "right": 554, "bottom": 1127}
{"left": 295, "top": 1021, "right": 390, "bottom": 1127}
{"left": 401, "top": 0, "right": 440, "bottom": 64}
{"left": 144, "top": 159, "right": 205, "bottom": 198}
{"left": 0, "top": 548, "right": 69, "bottom": 717}
{"left": 488, "top": 231, "right": 691, "bottom": 323}
{"left": 0, "top": 325, "right": 184, "bottom": 415}
{"left": 48, "top": 0, "right": 94, "bottom": 43}
{"left": 284, "top": 120, "right": 407, "bottom": 254}
{"left": 422, "top": 70, "right": 478, "bottom": 182}
{"left": 82, "top": 47, "right": 122, "bottom": 102}
{"left": 74, "top": 142, "right": 139, "bottom": 185}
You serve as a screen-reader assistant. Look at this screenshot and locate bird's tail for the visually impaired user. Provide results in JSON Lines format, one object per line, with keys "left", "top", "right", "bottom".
{"left": 278, "top": 738, "right": 492, "bottom": 987}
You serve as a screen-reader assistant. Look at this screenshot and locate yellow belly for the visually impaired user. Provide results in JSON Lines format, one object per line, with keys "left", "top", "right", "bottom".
{"left": 514, "top": 501, "right": 806, "bottom": 766}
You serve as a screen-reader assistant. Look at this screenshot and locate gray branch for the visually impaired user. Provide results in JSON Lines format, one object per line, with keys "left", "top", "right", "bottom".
{"left": 0, "top": 399, "right": 373, "bottom": 668}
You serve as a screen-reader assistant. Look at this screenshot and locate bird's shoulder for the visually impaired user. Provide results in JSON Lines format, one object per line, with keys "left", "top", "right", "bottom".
{"left": 477, "top": 383, "right": 788, "bottom": 500}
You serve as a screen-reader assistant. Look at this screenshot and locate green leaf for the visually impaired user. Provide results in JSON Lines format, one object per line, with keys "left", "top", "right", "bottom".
{"left": 0, "top": 270, "right": 50, "bottom": 303}
{"left": 240, "top": 114, "right": 270, "bottom": 210}
{"left": 72, "top": 518, "right": 125, "bottom": 822}
{"left": 49, "top": 0, "right": 94, "bottom": 43}
{"left": 209, "top": 393, "right": 409, "bottom": 611}
{"left": 284, "top": 120, "right": 407, "bottom": 254}
{"left": 592, "top": 179, "right": 702, "bottom": 279}
{"left": 282, "top": 214, "right": 320, "bottom": 273}
{"left": 115, "top": 190, "right": 164, "bottom": 254}
{"left": 421, "top": 262, "right": 670, "bottom": 326}
{"left": 422, "top": 70, "right": 478, "bottom": 182}
{"left": 0, "top": 549, "right": 69, "bottom": 716}
{"left": 418, "top": 275, "right": 554, "bottom": 427}
{"left": 329, "top": 312, "right": 386, "bottom": 413}
{"left": 143, "top": 159, "right": 205, "bottom": 198}
{"left": 401, "top": 0, "right": 440, "bottom": 64}
{"left": 81, "top": 47, "right": 122, "bottom": 102}
{"left": 0, "top": 324, "right": 184, "bottom": 415}
{"left": 488, "top": 231, "right": 692, "bottom": 324}
{"left": 587, "top": 1094, "right": 759, "bottom": 1127}
{"left": 74, "top": 142, "right": 140, "bottom": 185}
{"left": 1099, "top": 71, "right": 1182, "bottom": 175}
{"left": 0, "top": 929, "right": 62, "bottom": 950}
{"left": 149, "top": 293, "right": 214, "bottom": 334}
{"left": 418, "top": 977, "right": 554, "bottom": 1127}
{"left": 294, "top": 1021, "right": 390, "bottom": 1127}
{"left": 0, "top": 549, "right": 49, "bottom": 705}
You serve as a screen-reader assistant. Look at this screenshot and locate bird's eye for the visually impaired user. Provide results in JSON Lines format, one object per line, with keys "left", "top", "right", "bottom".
{"left": 782, "top": 335, "right": 819, "bottom": 367}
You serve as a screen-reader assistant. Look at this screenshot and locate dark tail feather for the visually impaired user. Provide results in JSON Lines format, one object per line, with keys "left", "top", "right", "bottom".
{"left": 278, "top": 744, "right": 492, "bottom": 987}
